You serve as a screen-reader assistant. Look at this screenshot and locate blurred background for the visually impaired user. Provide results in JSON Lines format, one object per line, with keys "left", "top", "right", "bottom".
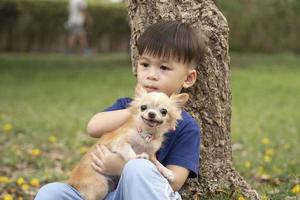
{"left": 0, "top": 0, "right": 299, "bottom": 199}
{"left": 1, "top": 0, "right": 300, "bottom": 53}
{"left": 0, "top": 0, "right": 129, "bottom": 53}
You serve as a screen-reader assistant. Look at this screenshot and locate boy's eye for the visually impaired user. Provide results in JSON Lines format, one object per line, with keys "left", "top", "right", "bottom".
{"left": 140, "top": 105, "right": 147, "bottom": 111}
{"left": 160, "top": 65, "right": 170, "bottom": 71}
{"left": 160, "top": 108, "right": 168, "bottom": 116}
{"left": 140, "top": 62, "right": 149, "bottom": 67}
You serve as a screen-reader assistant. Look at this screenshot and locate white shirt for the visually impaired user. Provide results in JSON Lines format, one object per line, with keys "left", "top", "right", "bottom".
{"left": 68, "top": 0, "right": 87, "bottom": 26}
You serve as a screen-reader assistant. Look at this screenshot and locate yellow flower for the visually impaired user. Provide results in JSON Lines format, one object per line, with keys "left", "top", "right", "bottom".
{"left": 261, "top": 137, "right": 270, "bottom": 145}
{"left": 244, "top": 161, "right": 251, "bottom": 168}
{"left": 263, "top": 155, "right": 271, "bottom": 163}
{"left": 21, "top": 184, "right": 30, "bottom": 191}
{"left": 31, "top": 148, "right": 41, "bottom": 157}
{"left": 0, "top": 176, "right": 12, "bottom": 183}
{"left": 17, "top": 177, "right": 25, "bottom": 185}
{"left": 30, "top": 178, "right": 40, "bottom": 187}
{"left": 283, "top": 143, "right": 290, "bottom": 150}
{"left": 292, "top": 184, "right": 300, "bottom": 194}
{"left": 256, "top": 166, "right": 264, "bottom": 176}
{"left": 79, "top": 146, "right": 88, "bottom": 154}
{"left": 3, "top": 123, "right": 12, "bottom": 132}
{"left": 238, "top": 196, "right": 245, "bottom": 200}
{"left": 265, "top": 148, "right": 273, "bottom": 156}
{"left": 261, "top": 195, "right": 269, "bottom": 200}
{"left": 272, "top": 166, "right": 282, "bottom": 174}
{"left": 260, "top": 173, "right": 270, "bottom": 180}
{"left": 3, "top": 193, "right": 13, "bottom": 200}
{"left": 48, "top": 135, "right": 57, "bottom": 143}
{"left": 256, "top": 167, "right": 270, "bottom": 179}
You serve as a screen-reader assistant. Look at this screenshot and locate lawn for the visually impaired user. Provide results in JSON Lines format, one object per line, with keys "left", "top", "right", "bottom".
{"left": 0, "top": 53, "right": 299, "bottom": 199}
{"left": 230, "top": 53, "right": 300, "bottom": 200}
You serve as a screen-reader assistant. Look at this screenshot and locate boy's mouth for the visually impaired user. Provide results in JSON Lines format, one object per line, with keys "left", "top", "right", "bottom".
{"left": 144, "top": 86, "right": 158, "bottom": 92}
{"left": 141, "top": 116, "right": 163, "bottom": 127}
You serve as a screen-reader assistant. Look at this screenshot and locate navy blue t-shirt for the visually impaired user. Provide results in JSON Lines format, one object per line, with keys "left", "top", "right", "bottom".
{"left": 104, "top": 97, "right": 201, "bottom": 178}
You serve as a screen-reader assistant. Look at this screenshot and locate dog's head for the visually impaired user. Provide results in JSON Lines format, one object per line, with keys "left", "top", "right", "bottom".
{"left": 130, "top": 85, "right": 189, "bottom": 134}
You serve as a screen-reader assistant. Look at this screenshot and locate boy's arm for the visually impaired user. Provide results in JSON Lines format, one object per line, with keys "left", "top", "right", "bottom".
{"left": 87, "top": 109, "right": 131, "bottom": 138}
{"left": 162, "top": 117, "right": 200, "bottom": 191}
{"left": 153, "top": 157, "right": 189, "bottom": 192}
{"left": 166, "top": 165, "right": 189, "bottom": 191}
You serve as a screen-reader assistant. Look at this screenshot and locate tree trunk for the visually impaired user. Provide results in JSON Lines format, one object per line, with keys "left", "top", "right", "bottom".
{"left": 127, "top": 0, "right": 260, "bottom": 199}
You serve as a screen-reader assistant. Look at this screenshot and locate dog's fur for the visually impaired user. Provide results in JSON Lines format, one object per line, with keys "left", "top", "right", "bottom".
{"left": 67, "top": 86, "right": 189, "bottom": 200}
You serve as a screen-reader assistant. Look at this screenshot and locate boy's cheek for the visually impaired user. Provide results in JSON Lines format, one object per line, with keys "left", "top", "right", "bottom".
{"left": 136, "top": 74, "right": 143, "bottom": 84}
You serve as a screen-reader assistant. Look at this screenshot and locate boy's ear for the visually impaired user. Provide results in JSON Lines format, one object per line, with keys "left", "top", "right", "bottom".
{"left": 170, "top": 93, "right": 189, "bottom": 108}
{"left": 183, "top": 69, "right": 197, "bottom": 89}
{"left": 135, "top": 84, "right": 147, "bottom": 98}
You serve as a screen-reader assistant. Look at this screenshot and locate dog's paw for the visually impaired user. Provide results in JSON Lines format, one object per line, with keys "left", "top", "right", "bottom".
{"left": 136, "top": 152, "right": 149, "bottom": 160}
{"left": 160, "top": 168, "right": 175, "bottom": 182}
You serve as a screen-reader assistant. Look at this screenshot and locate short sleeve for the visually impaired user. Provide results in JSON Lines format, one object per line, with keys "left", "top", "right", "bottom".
{"left": 164, "top": 119, "right": 201, "bottom": 178}
{"left": 103, "top": 98, "right": 132, "bottom": 112}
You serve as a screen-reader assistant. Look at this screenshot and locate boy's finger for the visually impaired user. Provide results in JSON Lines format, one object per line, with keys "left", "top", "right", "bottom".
{"left": 96, "top": 144, "right": 105, "bottom": 157}
{"left": 92, "top": 162, "right": 103, "bottom": 174}
{"left": 91, "top": 152, "right": 104, "bottom": 168}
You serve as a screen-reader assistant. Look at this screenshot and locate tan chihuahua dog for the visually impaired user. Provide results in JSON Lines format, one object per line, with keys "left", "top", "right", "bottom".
{"left": 68, "top": 85, "right": 189, "bottom": 200}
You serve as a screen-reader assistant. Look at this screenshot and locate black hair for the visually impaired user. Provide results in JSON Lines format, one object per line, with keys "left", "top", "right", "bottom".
{"left": 137, "top": 20, "right": 206, "bottom": 66}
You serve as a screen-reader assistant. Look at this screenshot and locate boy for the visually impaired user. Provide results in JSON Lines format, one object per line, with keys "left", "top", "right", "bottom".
{"left": 35, "top": 20, "right": 205, "bottom": 200}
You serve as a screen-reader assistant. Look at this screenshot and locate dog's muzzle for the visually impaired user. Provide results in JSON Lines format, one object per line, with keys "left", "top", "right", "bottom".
{"left": 141, "top": 116, "right": 163, "bottom": 127}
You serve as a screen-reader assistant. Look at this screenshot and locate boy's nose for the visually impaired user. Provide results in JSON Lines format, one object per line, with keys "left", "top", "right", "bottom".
{"left": 146, "top": 69, "right": 158, "bottom": 80}
{"left": 148, "top": 112, "right": 156, "bottom": 119}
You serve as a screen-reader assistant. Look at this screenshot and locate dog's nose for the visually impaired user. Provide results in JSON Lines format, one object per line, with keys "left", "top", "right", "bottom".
{"left": 148, "top": 112, "right": 156, "bottom": 119}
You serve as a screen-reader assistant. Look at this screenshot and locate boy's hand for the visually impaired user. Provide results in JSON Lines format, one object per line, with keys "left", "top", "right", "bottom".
{"left": 91, "top": 144, "right": 125, "bottom": 176}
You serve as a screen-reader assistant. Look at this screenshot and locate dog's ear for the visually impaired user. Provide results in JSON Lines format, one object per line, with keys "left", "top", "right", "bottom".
{"left": 135, "top": 84, "right": 147, "bottom": 98}
{"left": 170, "top": 93, "right": 189, "bottom": 108}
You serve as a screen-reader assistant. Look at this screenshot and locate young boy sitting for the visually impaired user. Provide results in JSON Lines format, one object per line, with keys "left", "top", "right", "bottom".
{"left": 35, "top": 20, "right": 206, "bottom": 200}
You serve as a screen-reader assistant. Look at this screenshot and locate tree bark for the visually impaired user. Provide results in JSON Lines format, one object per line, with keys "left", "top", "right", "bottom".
{"left": 127, "top": 0, "right": 260, "bottom": 199}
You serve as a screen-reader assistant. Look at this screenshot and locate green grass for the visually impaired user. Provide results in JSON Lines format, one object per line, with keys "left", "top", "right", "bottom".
{"left": 230, "top": 53, "right": 300, "bottom": 199}
{"left": 0, "top": 53, "right": 299, "bottom": 199}
{"left": 0, "top": 53, "right": 136, "bottom": 198}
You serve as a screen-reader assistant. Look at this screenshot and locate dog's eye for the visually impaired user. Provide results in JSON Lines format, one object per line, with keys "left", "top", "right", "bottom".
{"left": 140, "top": 105, "right": 147, "bottom": 111}
{"left": 160, "top": 108, "right": 168, "bottom": 116}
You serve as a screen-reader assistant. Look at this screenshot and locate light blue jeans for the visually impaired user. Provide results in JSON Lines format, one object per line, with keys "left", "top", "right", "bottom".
{"left": 34, "top": 159, "right": 182, "bottom": 200}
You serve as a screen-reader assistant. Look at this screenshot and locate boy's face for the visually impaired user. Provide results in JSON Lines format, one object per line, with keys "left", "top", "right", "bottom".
{"left": 136, "top": 53, "right": 197, "bottom": 97}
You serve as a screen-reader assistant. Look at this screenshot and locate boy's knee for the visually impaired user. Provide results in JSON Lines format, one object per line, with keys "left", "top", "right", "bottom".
{"left": 35, "top": 182, "right": 72, "bottom": 200}
{"left": 123, "top": 159, "right": 157, "bottom": 178}
{"left": 119, "top": 159, "right": 170, "bottom": 197}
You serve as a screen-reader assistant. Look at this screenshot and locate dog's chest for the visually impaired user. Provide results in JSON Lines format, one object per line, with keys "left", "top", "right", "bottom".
{"left": 127, "top": 129, "right": 159, "bottom": 154}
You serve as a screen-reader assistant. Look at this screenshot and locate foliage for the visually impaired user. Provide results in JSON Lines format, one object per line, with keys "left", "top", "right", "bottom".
{"left": 1, "top": 0, "right": 300, "bottom": 53}
{"left": 217, "top": 0, "right": 300, "bottom": 53}
{"left": 0, "top": 53, "right": 299, "bottom": 199}
{"left": 0, "top": 0, "right": 130, "bottom": 52}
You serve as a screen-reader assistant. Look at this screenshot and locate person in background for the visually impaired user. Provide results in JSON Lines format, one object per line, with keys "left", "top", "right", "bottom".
{"left": 65, "top": 0, "right": 92, "bottom": 54}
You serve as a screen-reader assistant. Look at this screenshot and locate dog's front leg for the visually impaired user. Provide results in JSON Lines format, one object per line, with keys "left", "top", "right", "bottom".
{"left": 150, "top": 155, "right": 175, "bottom": 182}
{"left": 113, "top": 143, "right": 137, "bottom": 162}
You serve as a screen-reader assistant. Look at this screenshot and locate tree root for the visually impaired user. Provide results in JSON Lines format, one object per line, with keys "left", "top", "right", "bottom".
{"left": 180, "top": 165, "right": 260, "bottom": 200}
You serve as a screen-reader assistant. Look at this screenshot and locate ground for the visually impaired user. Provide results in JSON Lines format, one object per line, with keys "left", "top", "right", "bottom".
{"left": 0, "top": 53, "right": 299, "bottom": 199}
